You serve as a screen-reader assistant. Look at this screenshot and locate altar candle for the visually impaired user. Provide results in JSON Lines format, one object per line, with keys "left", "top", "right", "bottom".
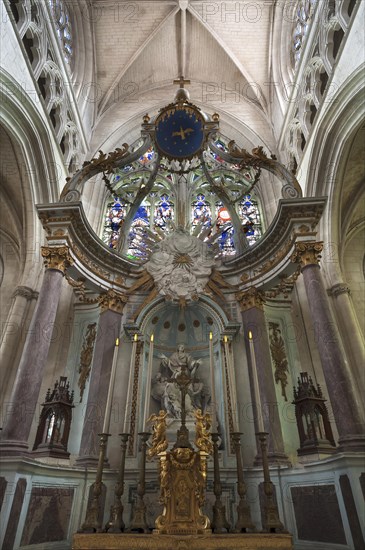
{"left": 209, "top": 331, "right": 217, "bottom": 431}
{"left": 248, "top": 331, "right": 265, "bottom": 433}
{"left": 143, "top": 334, "right": 154, "bottom": 431}
{"left": 123, "top": 333, "right": 138, "bottom": 433}
{"left": 103, "top": 337, "right": 119, "bottom": 434}
{"left": 224, "top": 335, "right": 238, "bottom": 432}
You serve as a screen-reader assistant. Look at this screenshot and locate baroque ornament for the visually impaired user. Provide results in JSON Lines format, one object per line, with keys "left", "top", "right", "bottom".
{"left": 145, "top": 228, "right": 215, "bottom": 302}
{"left": 41, "top": 245, "right": 73, "bottom": 273}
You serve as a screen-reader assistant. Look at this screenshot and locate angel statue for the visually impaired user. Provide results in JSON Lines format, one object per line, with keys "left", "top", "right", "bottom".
{"left": 147, "top": 409, "right": 168, "bottom": 458}
{"left": 194, "top": 408, "right": 213, "bottom": 455}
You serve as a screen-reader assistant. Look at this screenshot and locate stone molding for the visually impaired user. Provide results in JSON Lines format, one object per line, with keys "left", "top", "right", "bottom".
{"left": 41, "top": 246, "right": 73, "bottom": 273}
{"left": 327, "top": 283, "right": 351, "bottom": 298}
{"left": 12, "top": 286, "right": 39, "bottom": 301}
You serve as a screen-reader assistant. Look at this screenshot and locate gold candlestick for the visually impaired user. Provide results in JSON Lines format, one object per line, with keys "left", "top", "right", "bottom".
{"left": 105, "top": 433, "right": 130, "bottom": 533}
{"left": 79, "top": 433, "right": 110, "bottom": 533}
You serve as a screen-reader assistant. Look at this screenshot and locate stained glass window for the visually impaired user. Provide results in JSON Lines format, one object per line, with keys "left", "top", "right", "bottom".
{"left": 238, "top": 195, "right": 262, "bottom": 246}
{"left": 49, "top": 0, "right": 73, "bottom": 64}
{"left": 192, "top": 194, "right": 212, "bottom": 226}
{"left": 215, "top": 204, "right": 235, "bottom": 254}
{"left": 139, "top": 147, "right": 154, "bottom": 165}
{"left": 293, "top": 0, "right": 317, "bottom": 65}
{"left": 154, "top": 194, "right": 174, "bottom": 230}
{"left": 103, "top": 197, "right": 127, "bottom": 249}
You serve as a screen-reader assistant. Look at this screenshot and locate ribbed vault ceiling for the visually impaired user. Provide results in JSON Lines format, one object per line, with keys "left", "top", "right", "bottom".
{"left": 90, "top": 0, "right": 277, "bottom": 155}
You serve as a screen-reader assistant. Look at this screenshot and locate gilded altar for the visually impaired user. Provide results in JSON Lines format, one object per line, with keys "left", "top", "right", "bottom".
{"left": 154, "top": 447, "right": 210, "bottom": 535}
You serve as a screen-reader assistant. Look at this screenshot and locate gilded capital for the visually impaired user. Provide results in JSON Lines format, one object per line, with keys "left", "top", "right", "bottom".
{"left": 41, "top": 246, "right": 73, "bottom": 273}
{"left": 98, "top": 289, "right": 128, "bottom": 314}
{"left": 290, "top": 241, "right": 323, "bottom": 268}
{"left": 236, "top": 287, "right": 265, "bottom": 311}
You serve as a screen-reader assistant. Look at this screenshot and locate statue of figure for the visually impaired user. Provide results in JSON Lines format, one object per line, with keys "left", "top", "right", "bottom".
{"left": 159, "top": 344, "right": 201, "bottom": 379}
{"left": 194, "top": 408, "right": 213, "bottom": 455}
{"left": 147, "top": 410, "right": 168, "bottom": 458}
{"left": 151, "top": 346, "right": 208, "bottom": 420}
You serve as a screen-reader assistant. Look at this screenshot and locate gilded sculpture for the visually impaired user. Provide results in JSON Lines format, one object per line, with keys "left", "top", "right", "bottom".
{"left": 147, "top": 410, "right": 168, "bottom": 458}
{"left": 194, "top": 408, "right": 213, "bottom": 455}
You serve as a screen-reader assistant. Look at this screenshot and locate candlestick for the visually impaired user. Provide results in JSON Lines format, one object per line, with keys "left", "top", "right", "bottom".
{"left": 212, "top": 432, "right": 230, "bottom": 533}
{"left": 123, "top": 334, "right": 138, "bottom": 433}
{"left": 224, "top": 335, "right": 238, "bottom": 432}
{"left": 79, "top": 433, "right": 110, "bottom": 532}
{"left": 209, "top": 332, "right": 217, "bottom": 431}
{"left": 257, "top": 432, "right": 285, "bottom": 532}
{"left": 143, "top": 334, "right": 154, "bottom": 431}
{"left": 102, "top": 337, "right": 119, "bottom": 434}
{"left": 248, "top": 331, "right": 265, "bottom": 433}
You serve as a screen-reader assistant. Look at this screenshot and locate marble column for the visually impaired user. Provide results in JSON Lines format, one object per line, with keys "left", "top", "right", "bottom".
{"left": 327, "top": 282, "right": 365, "bottom": 411}
{"left": 0, "top": 246, "right": 72, "bottom": 455}
{"left": 0, "top": 286, "right": 38, "bottom": 398}
{"left": 76, "top": 290, "right": 128, "bottom": 467}
{"left": 291, "top": 242, "right": 365, "bottom": 451}
{"left": 237, "top": 288, "right": 289, "bottom": 464}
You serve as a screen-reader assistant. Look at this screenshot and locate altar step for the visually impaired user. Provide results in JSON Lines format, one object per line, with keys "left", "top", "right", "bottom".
{"left": 73, "top": 532, "right": 293, "bottom": 550}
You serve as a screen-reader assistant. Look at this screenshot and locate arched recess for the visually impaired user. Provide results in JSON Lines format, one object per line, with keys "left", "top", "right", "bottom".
{"left": 67, "top": 0, "right": 96, "bottom": 133}
{"left": 0, "top": 71, "right": 67, "bottom": 402}
{"left": 304, "top": 66, "right": 364, "bottom": 286}
{"left": 127, "top": 295, "right": 240, "bottom": 443}
{"left": 303, "top": 67, "right": 365, "bottom": 394}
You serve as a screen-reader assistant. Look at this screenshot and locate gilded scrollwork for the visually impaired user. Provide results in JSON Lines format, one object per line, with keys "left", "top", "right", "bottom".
{"left": 236, "top": 287, "right": 265, "bottom": 311}
{"left": 269, "top": 323, "right": 289, "bottom": 401}
{"left": 194, "top": 408, "right": 213, "bottom": 455}
{"left": 147, "top": 410, "right": 169, "bottom": 458}
{"left": 291, "top": 241, "right": 323, "bottom": 267}
{"left": 78, "top": 323, "right": 97, "bottom": 402}
{"left": 227, "top": 142, "right": 302, "bottom": 199}
{"left": 98, "top": 289, "right": 128, "bottom": 314}
{"left": 41, "top": 245, "right": 73, "bottom": 273}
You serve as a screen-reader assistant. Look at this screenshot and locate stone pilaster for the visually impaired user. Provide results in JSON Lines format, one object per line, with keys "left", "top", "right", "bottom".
{"left": 291, "top": 242, "right": 365, "bottom": 451}
{"left": 327, "top": 283, "right": 365, "bottom": 414}
{"left": 0, "top": 247, "right": 72, "bottom": 455}
{"left": 0, "top": 286, "right": 39, "bottom": 400}
{"left": 236, "top": 288, "right": 289, "bottom": 464}
{"left": 77, "top": 290, "right": 128, "bottom": 467}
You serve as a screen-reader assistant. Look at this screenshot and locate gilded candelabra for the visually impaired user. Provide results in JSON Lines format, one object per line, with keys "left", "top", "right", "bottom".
{"left": 257, "top": 432, "right": 285, "bottom": 532}
{"left": 105, "top": 433, "right": 130, "bottom": 532}
{"left": 79, "top": 433, "right": 110, "bottom": 533}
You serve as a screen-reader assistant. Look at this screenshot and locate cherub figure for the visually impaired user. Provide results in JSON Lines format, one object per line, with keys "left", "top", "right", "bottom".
{"left": 194, "top": 408, "right": 213, "bottom": 455}
{"left": 147, "top": 409, "right": 168, "bottom": 458}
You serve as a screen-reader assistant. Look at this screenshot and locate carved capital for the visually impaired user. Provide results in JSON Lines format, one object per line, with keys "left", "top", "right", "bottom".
{"left": 290, "top": 241, "right": 323, "bottom": 268}
{"left": 12, "top": 286, "right": 38, "bottom": 301}
{"left": 98, "top": 289, "right": 128, "bottom": 314}
{"left": 41, "top": 246, "right": 73, "bottom": 273}
{"left": 327, "top": 283, "right": 351, "bottom": 298}
{"left": 236, "top": 287, "right": 265, "bottom": 311}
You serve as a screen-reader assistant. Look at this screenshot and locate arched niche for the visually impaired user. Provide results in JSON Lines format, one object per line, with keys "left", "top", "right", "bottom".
{"left": 128, "top": 296, "right": 240, "bottom": 449}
